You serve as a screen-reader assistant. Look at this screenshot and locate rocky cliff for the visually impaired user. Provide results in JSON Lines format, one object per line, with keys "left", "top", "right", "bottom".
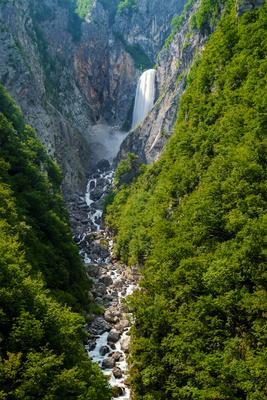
{"left": 0, "top": 0, "right": 94, "bottom": 198}
{"left": 73, "top": 0, "right": 188, "bottom": 127}
{"left": 117, "top": 0, "right": 265, "bottom": 164}
{"left": 0, "top": 0, "right": 194, "bottom": 197}
{"left": 118, "top": 0, "right": 204, "bottom": 163}
{"left": 0, "top": 0, "right": 189, "bottom": 197}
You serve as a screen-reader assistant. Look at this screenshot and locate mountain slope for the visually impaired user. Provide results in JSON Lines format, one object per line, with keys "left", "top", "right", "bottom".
{"left": 0, "top": 84, "right": 111, "bottom": 399}
{"left": 0, "top": 0, "right": 188, "bottom": 197}
{"left": 106, "top": 1, "right": 267, "bottom": 398}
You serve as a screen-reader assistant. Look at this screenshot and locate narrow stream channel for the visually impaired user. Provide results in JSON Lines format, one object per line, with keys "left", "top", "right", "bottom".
{"left": 71, "top": 143, "right": 138, "bottom": 399}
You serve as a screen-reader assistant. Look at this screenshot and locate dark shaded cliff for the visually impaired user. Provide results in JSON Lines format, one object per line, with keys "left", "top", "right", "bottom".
{"left": 0, "top": 83, "right": 111, "bottom": 399}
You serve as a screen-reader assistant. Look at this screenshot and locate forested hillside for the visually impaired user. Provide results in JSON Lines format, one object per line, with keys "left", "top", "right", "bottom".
{"left": 0, "top": 84, "right": 111, "bottom": 399}
{"left": 106, "top": 1, "right": 267, "bottom": 398}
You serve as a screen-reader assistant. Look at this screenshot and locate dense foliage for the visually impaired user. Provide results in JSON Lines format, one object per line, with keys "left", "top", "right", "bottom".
{"left": 164, "top": 0, "right": 229, "bottom": 49}
{"left": 106, "top": 2, "right": 267, "bottom": 399}
{"left": 76, "top": 0, "right": 94, "bottom": 18}
{"left": 117, "top": 0, "right": 137, "bottom": 11}
{"left": 0, "top": 85, "right": 90, "bottom": 310}
{"left": 164, "top": 0, "right": 195, "bottom": 48}
{"left": 0, "top": 85, "right": 111, "bottom": 399}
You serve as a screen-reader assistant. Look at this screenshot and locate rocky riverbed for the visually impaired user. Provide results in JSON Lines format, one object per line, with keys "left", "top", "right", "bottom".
{"left": 69, "top": 160, "right": 139, "bottom": 399}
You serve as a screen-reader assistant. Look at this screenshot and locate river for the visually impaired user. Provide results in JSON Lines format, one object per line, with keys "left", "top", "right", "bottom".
{"left": 70, "top": 150, "right": 138, "bottom": 399}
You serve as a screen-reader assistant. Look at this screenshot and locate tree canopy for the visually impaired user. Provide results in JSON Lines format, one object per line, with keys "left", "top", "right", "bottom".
{"left": 106, "top": 1, "right": 267, "bottom": 398}
{"left": 0, "top": 84, "right": 111, "bottom": 399}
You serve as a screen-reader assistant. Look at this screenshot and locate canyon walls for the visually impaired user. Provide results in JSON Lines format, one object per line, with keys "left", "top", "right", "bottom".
{"left": 0, "top": 0, "right": 188, "bottom": 198}
{"left": 118, "top": 0, "right": 204, "bottom": 163}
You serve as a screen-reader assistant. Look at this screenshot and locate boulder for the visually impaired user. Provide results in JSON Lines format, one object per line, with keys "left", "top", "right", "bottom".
{"left": 107, "top": 330, "right": 121, "bottom": 343}
{"left": 89, "top": 180, "right": 96, "bottom": 190}
{"left": 110, "top": 351, "right": 124, "bottom": 362}
{"left": 109, "top": 342, "right": 116, "bottom": 350}
{"left": 112, "top": 386, "right": 125, "bottom": 397}
{"left": 92, "top": 282, "right": 106, "bottom": 296}
{"left": 86, "top": 264, "right": 99, "bottom": 278}
{"left": 103, "top": 294, "right": 114, "bottom": 302}
{"left": 113, "top": 367, "right": 123, "bottom": 379}
{"left": 99, "top": 345, "right": 110, "bottom": 356}
{"left": 120, "top": 335, "right": 130, "bottom": 353}
{"left": 87, "top": 339, "right": 96, "bottom": 351}
{"left": 99, "top": 276, "right": 113, "bottom": 286}
{"left": 114, "top": 319, "right": 130, "bottom": 333}
{"left": 95, "top": 297, "right": 104, "bottom": 305}
{"left": 89, "top": 317, "right": 111, "bottom": 335}
{"left": 90, "top": 188, "right": 104, "bottom": 201}
{"left": 113, "top": 279, "right": 125, "bottom": 290}
{"left": 102, "top": 357, "right": 115, "bottom": 369}
{"left": 104, "top": 310, "right": 120, "bottom": 324}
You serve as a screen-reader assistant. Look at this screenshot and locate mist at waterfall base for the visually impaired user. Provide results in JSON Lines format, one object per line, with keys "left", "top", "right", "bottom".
{"left": 86, "top": 124, "right": 128, "bottom": 165}
{"left": 132, "top": 69, "right": 156, "bottom": 129}
{"left": 81, "top": 69, "right": 155, "bottom": 399}
{"left": 85, "top": 69, "right": 156, "bottom": 167}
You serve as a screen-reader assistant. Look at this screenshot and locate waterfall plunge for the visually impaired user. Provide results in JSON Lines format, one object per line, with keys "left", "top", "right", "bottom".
{"left": 132, "top": 69, "right": 156, "bottom": 129}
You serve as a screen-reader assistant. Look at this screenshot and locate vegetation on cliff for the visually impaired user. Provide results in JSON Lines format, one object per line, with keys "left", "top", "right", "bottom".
{"left": 106, "top": 1, "right": 267, "bottom": 398}
{"left": 76, "top": 0, "right": 94, "bottom": 17}
{"left": 0, "top": 84, "right": 111, "bottom": 399}
{"left": 118, "top": 0, "right": 137, "bottom": 12}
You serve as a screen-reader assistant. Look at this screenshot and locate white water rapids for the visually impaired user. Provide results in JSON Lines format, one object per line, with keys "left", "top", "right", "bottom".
{"left": 132, "top": 69, "right": 156, "bottom": 129}
{"left": 77, "top": 69, "right": 155, "bottom": 398}
{"left": 82, "top": 169, "right": 137, "bottom": 400}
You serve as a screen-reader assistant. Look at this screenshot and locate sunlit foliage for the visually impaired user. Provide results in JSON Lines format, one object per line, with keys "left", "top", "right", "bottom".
{"left": 106, "top": 1, "right": 267, "bottom": 398}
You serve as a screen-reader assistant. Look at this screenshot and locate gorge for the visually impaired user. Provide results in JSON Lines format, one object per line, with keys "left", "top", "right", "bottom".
{"left": 71, "top": 67, "right": 158, "bottom": 399}
{"left": 0, "top": 0, "right": 266, "bottom": 399}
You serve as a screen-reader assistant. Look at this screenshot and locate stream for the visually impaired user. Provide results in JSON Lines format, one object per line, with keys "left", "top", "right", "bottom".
{"left": 68, "top": 68, "right": 156, "bottom": 398}
{"left": 69, "top": 154, "right": 138, "bottom": 399}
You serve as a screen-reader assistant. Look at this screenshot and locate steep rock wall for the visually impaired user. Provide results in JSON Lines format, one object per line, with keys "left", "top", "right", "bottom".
{"left": 75, "top": 0, "right": 188, "bottom": 127}
{"left": 117, "top": 0, "right": 266, "bottom": 164}
{"left": 0, "top": 0, "right": 190, "bottom": 196}
{"left": 0, "top": 0, "right": 92, "bottom": 198}
{"left": 117, "top": 0, "right": 203, "bottom": 163}
{"left": 114, "top": 0, "right": 187, "bottom": 62}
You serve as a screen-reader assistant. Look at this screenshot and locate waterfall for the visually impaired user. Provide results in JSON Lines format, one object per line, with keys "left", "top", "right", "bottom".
{"left": 132, "top": 69, "right": 156, "bottom": 129}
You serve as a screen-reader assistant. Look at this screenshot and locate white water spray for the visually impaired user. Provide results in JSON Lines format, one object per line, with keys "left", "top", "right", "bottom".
{"left": 132, "top": 69, "right": 156, "bottom": 129}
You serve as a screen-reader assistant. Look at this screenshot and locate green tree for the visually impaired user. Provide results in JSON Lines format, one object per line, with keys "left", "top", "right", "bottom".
{"left": 106, "top": 1, "right": 267, "bottom": 398}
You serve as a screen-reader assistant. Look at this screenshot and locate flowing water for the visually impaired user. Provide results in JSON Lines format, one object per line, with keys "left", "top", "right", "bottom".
{"left": 132, "top": 69, "right": 156, "bottom": 129}
{"left": 73, "top": 69, "right": 156, "bottom": 398}
{"left": 70, "top": 142, "right": 138, "bottom": 399}
{"left": 80, "top": 167, "right": 138, "bottom": 399}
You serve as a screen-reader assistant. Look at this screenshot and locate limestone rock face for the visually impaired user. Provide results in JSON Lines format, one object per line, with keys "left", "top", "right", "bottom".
{"left": 0, "top": 0, "right": 92, "bottom": 198}
{"left": 117, "top": 0, "right": 204, "bottom": 164}
{"left": 74, "top": 0, "right": 188, "bottom": 127}
{"left": 0, "top": 0, "right": 191, "bottom": 196}
{"left": 114, "top": 0, "right": 187, "bottom": 61}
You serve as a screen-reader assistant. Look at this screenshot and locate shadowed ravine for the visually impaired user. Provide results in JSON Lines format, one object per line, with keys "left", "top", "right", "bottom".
{"left": 70, "top": 138, "right": 139, "bottom": 399}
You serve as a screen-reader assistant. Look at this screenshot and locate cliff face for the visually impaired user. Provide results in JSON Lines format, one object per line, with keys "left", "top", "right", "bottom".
{"left": 117, "top": 0, "right": 265, "bottom": 164}
{"left": 114, "top": 0, "right": 187, "bottom": 62}
{"left": 0, "top": 0, "right": 93, "bottom": 198}
{"left": 74, "top": 0, "right": 138, "bottom": 127}
{"left": 118, "top": 0, "right": 204, "bottom": 163}
{"left": 0, "top": 0, "right": 189, "bottom": 196}
{"left": 75, "top": 0, "right": 188, "bottom": 127}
